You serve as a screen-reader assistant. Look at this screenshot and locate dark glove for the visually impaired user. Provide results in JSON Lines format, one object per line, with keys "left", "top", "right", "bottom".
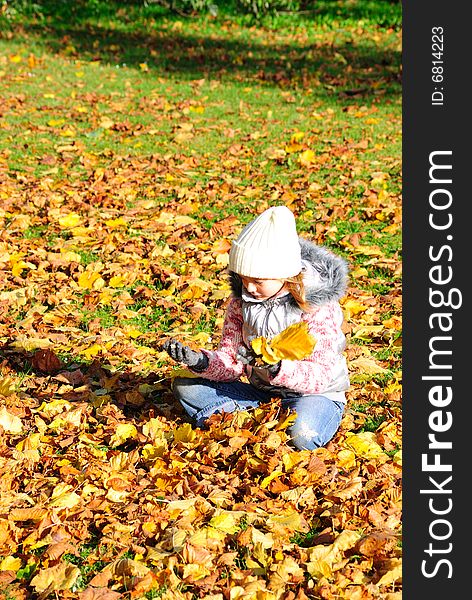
{"left": 236, "top": 344, "right": 257, "bottom": 365}
{"left": 162, "top": 339, "right": 209, "bottom": 372}
{"left": 263, "top": 362, "right": 282, "bottom": 377}
{"left": 237, "top": 344, "right": 281, "bottom": 376}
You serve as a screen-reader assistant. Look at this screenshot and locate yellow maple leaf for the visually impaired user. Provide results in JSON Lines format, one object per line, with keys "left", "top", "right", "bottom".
{"left": 105, "top": 217, "right": 127, "bottom": 229}
{"left": 298, "top": 149, "right": 316, "bottom": 166}
{"left": 209, "top": 511, "right": 244, "bottom": 534}
{"left": 58, "top": 213, "right": 82, "bottom": 228}
{"left": 251, "top": 321, "right": 316, "bottom": 365}
{"left": 77, "top": 271, "right": 104, "bottom": 290}
{"left": 141, "top": 442, "right": 167, "bottom": 460}
{"left": 173, "top": 422, "right": 196, "bottom": 443}
{"left": 109, "top": 275, "right": 125, "bottom": 288}
{"left": 81, "top": 344, "right": 105, "bottom": 359}
{"left": 110, "top": 423, "right": 138, "bottom": 446}
{"left": 0, "top": 556, "right": 22, "bottom": 571}
{"left": 344, "top": 431, "right": 387, "bottom": 461}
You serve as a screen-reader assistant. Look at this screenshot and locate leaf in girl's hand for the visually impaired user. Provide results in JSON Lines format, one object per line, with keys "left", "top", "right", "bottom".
{"left": 251, "top": 321, "right": 316, "bottom": 364}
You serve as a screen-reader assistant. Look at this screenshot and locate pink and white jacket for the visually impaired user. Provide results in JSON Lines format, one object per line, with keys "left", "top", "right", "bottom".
{"left": 194, "top": 238, "right": 350, "bottom": 402}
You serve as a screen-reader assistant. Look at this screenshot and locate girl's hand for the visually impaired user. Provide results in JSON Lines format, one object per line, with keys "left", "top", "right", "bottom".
{"left": 162, "top": 339, "right": 209, "bottom": 372}
{"left": 237, "top": 345, "right": 281, "bottom": 376}
{"left": 236, "top": 345, "right": 257, "bottom": 365}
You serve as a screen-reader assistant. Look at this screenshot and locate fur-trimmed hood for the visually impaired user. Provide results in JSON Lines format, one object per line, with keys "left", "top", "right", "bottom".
{"left": 229, "top": 237, "right": 349, "bottom": 307}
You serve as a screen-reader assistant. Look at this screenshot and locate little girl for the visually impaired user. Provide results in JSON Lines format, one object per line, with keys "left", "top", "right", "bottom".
{"left": 163, "top": 205, "right": 350, "bottom": 450}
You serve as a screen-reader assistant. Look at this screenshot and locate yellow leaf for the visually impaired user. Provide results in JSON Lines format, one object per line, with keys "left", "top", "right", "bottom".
{"left": 188, "top": 526, "right": 227, "bottom": 547}
{"left": 142, "top": 521, "right": 157, "bottom": 535}
{"left": 0, "top": 407, "right": 23, "bottom": 433}
{"left": 30, "top": 562, "right": 81, "bottom": 593}
{"left": 142, "top": 417, "right": 167, "bottom": 440}
{"left": 350, "top": 266, "right": 369, "bottom": 278}
{"left": 341, "top": 298, "right": 369, "bottom": 318}
{"left": 173, "top": 422, "right": 196, "bottom": 443}
{"left": 344, "top": 432, "right": 387, "bottom": 460}
{"left": 260, "top": 470, "right": 284, "bottom": 489}
{"left": 60, "top": 250, "right": 82, "bottom": 263}
{"left": 267, "top": 512, "right": 307, "bottom": 533}
{"left": 81, "top": 344, "right": 105, "bottom": 359}
{"left": 167, "top": 498, "right": 198, "bottom": 519}
{"left": 306, "top": 530, "right": 361, "bottom": 578}
{"left": 170, "top": 369, "right": 198, "bottom": 379}
{"left": 16, "top": 432, "right": 42, "bottom": 452}
{"left": 77, "top": 271, "right": 104, "bottom": 289}
{"left": 251, "top": 321, "right": 316, "bottom": 365}
{"left": 182, "top": 563, "right": 211, "bottom": 581}
{"left": 349, "top": 356, "right": 389, "bottom": 375}
{"left": 298, "top": 149, "right": 316, "bottom": 166}
{"left": 216, "top": 252, "right": 229, "bottom": 266}
{"left": 106, "top": 488, "right": 130, "bottom": 503}
{"left": 350, "top": 324, "right": 384, "bottom": 341}
{"left": 0, "top": 556, "right": 22, "bottom": 571}
{"left": 38, "top": 399, "right": 72, "bottom": 416}
{"left": 110, "top": 423, "right": 138, "bottom": 446}
{"left": 209, "top": 511, "right": 245, "bottom": 534}
{"left": 377, "top": 558, "right": 402, "bottom": 586}
{"left": 0, "top": 376, "right": 16, "bottom": 397}
{"left": 48, "top": 484, "right": 81, "bottom": 509}
{"left": 282, "top": 451, "right": 309, "bottom": 472}
{"left": 394, "top": 449, "right": 402, "bottom": 466}
{"left": 58, "top": 213, "right": 82, "bottom": 228}
{"left": 336, "top": 449, "right": 356, "bottom": 469}
{"left": 12, "top": 260, "right": 29, "bottom": 276}
{"left": 251, "top": 527, "right": 274, "bottom": 549}
{"left": 123, "top": 327, "right": 142, "bottom": 339}
{"left": 141, "top": 442, "right": 167, "bottom": 460}
{"left": 109, "top": 275, "right": 125, "bottom": 288}
{"left": 105, "top": 217, "right": 127, "bottom": 229}
{"left": 285, "top": 142, "right": 304, "bottom": 153}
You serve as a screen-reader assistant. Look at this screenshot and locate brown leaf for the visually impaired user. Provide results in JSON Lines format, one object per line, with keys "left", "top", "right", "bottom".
{"left": 78, "top": 588, "right": 122, "bottom": 600}
{"left": 356, "top": 531, "right": 398, "bottom": 557}
{"left": 32, "top": 348, "right": 62, "bottom": 374}
{"left": 30, "top": 562, "right": 81, "bottom": 593}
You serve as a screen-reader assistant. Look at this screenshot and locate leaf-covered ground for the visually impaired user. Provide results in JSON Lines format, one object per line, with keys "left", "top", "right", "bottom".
{"left": 0, "top": 3, "right": 402, "bottom": 599}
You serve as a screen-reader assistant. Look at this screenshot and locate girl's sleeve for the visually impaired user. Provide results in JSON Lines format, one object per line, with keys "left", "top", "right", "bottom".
{"left": 270, "top": 302, "right": 348, "bottom": 394}
{"left": 190, "top": 298, "right": 245, "bottom": 381}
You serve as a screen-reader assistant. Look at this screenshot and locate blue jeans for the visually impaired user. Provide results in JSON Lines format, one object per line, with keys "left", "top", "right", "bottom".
{"left": 172, "top": 377, "right": 345, "bottom": 451}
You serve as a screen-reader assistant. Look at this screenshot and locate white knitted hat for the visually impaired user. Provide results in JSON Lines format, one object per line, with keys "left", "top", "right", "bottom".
{"left": 228, "top": 206, "right": 302, "bottom": 278}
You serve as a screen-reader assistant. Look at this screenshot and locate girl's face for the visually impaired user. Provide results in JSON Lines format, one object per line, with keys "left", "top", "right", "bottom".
{"left": 241, "top": 276, "right": 286, "bottom": 300}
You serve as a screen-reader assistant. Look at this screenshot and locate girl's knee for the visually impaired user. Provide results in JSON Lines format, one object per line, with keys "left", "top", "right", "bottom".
{"left": 172, "top": 376, "right": 199, "bottom": 399}
{"left": 288, "top": 420, "right": 323, "bottom": 451}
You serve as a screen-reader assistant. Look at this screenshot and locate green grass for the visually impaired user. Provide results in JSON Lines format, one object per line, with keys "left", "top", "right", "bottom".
{"left": 1, "top": 0, "right": 401, "bottom": 180}
{"left": 1, "top": 0, "right": 401, "bottom": 372}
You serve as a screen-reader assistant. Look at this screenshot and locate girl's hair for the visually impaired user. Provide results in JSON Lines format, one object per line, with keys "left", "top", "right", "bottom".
{"left": 284, "top": 273, "right": 313, "bottom": 312}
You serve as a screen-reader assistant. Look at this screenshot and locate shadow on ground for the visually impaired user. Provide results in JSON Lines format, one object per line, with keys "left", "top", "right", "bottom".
{"left": 9, "top": 16, "right": 401, "bottom": 100}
